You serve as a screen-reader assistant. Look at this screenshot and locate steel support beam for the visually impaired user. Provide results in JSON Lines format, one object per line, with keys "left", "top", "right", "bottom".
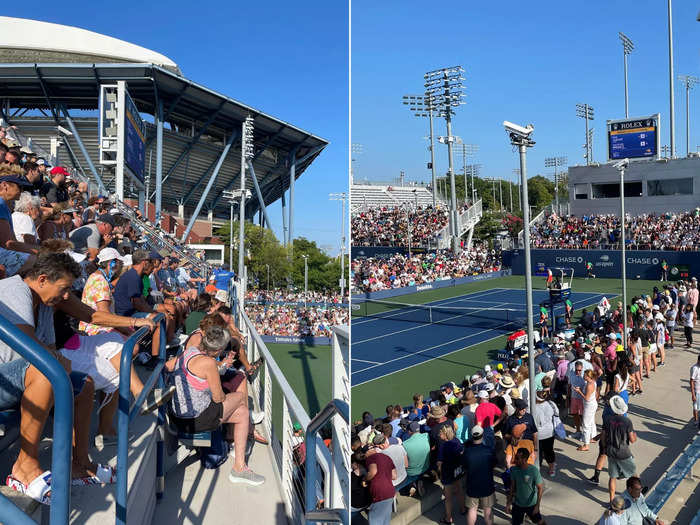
{"left": 288, "top": 149, "right": 297, "bottom": 253}
{"left": 144, "top": 84, "right": 188, "bottom": 150}
{"left": 246, "top": 160, "right": 271, "bottom": 230}
{"left": 209, "top": 125, "right": 287, "bottom": 210}
{"left": 181, "top": 131, "right": 236, "bottom": 243}
{"left": 281, "top": 179, "right": 288, "bottom": 245}
{"left": 155, "top": 99, "right": 164, "bottom": 225}
{"left": 59, "top": 104, "right": 107, "bottom": 194}
{"left": 150, "top": 102, "right": 225, "bottom": 197}
{"left": 181, "top": 129, "right": 240, "bottom": 206}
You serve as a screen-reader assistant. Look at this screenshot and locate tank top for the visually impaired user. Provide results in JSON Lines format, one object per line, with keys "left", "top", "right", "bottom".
{"left": 171, "top": 347, "right": 213, "bottom": 418}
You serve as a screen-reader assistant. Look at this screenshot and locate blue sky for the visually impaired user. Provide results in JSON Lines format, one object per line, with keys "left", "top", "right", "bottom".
{"left": 352, "top": 1, "right": 700, "bottom": 190}
{"left": 11, "top": 2, "right": 348, "bottom": 255}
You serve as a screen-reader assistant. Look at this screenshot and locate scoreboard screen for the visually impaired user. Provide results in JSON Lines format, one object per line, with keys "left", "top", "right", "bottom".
{"left": 607, "top": 114, "right": 660, "bottom": 161}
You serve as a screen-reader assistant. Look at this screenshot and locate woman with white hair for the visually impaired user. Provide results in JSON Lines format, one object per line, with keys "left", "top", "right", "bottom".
{"left": 12, "top": 191, "right": 41, "bottom": 243}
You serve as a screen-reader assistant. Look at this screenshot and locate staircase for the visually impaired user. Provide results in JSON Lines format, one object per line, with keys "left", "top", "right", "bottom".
{"left": 434, "top": 199, "right": 483, "bottom": 249}
{"left": 113, "top": 199, "right": 208, "bottom": 275}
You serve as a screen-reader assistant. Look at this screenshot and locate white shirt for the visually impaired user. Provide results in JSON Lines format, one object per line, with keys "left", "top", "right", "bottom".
{"left": 691, "top": 364, "right": 700, "bottom": 393}
{"left": 11, "top": 211, "right": 36, "bottom": 241}
{"left": 683, "top": 310, "right": 695, "bottom": 328}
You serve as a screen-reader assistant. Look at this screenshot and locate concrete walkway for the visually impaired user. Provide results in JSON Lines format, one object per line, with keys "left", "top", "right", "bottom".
{"left": 405, "top": 337, "right": 700, "bottom": 525}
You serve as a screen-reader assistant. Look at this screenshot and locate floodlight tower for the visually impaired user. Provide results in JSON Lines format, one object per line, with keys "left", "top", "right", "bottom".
{"left": 402, "top": 94, "right": 441, "bottom": 206}
{"left": 350, "top": 143, "right": 363, "bottom": 183}
{"left": 329, "top": 192, "right": 348, "bottom": 299}
{"left": 678, "top": 75, "right": 699, "bottom": 156}
{"left": 576, "top": 104, "right": 595, "bottom": 165}
{"left": 455, "top": 143, "right": 479, "bottom": 204}
{"left": 544, "top": 156, "right": 567, "bottom": 213}
{"left": 619, "top": 32, "right": 634, "bottom": 118}
{"left": 238, "top": 116, "right": 254, "bottom": 287}
{"left": 424, "top": 66, "right": 466, "bottom": 253}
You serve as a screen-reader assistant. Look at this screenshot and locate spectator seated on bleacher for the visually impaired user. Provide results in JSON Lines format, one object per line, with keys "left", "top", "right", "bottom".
{"left": 352, "top": 244, "right": 501, "bottom": 293}
{"left": 165, "top": 325, "right": 265, "bottom": 486}
{"left": 0, "top": 166, "right": 38, "bottom": 276}
{"left": 351, "top": 205, "right": 449, "bottom": 247}
{"left": 245, "top": 302, "right": 348, "bottom": 338}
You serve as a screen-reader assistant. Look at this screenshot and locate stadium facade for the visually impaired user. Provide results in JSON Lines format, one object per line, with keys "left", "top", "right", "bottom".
{"left": 567, "top": 156, "right": 700, "bottom": 216}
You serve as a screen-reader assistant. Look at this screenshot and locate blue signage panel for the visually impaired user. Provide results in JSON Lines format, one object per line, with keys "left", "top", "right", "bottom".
{"left": 608, "top": 116, "right": 658, "bottom": 160}
{"left": 124, "top": 90, "right": 146, "bottom": 183}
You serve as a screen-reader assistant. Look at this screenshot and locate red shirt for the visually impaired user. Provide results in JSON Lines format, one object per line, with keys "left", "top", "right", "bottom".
{"left": 475, "top": 402, "right": 502, "bottom": 428}
{"left": 366, "top": 453, "right": 395, "bottom": 502}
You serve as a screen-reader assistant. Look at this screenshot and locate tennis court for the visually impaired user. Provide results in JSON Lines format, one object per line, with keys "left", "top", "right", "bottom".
{"left": 351, "top": 287, "right": 608, "bottom": 386}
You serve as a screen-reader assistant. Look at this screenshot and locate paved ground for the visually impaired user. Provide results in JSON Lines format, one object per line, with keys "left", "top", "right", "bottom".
{"left": 407, "top": 332, "right": 700, "bottom": 525}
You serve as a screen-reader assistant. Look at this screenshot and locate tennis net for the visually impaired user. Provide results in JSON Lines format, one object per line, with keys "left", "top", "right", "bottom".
{"left": 353, "top": 298, "right": 527, "bottom": 330}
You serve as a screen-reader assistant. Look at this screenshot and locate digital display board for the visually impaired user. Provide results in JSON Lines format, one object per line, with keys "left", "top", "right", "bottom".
{"left": 123, "top": 90, "right": 146, "bottom": 183}
{"left": 607, "top": 114, "right": 660, "bottom": 161}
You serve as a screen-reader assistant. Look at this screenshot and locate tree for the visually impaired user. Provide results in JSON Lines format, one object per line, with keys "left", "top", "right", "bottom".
{"left": 291, "top": 237, "right": 342, "bottom": 292}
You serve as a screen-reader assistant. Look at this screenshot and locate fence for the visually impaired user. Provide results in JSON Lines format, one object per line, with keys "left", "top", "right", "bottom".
{"left": 0, "top": 315, "right": 74, "bottom": 525}
{"left": 232, "top": 278, "right": 348, "bottom": 525}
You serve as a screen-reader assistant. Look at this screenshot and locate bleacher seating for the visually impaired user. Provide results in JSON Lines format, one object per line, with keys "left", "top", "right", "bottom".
{"left": 350, "top": 184, "right": 439, "bottom": 212}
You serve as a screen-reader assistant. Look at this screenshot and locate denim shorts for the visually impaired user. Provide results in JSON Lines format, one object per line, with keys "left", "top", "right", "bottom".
{"left": 0, "top": 358, "right": 89, "bottom": 411}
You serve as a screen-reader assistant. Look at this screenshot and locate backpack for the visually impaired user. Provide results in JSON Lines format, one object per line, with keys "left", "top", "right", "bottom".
{"left": 199, "top": 428, "right": 230, "bottom": 469}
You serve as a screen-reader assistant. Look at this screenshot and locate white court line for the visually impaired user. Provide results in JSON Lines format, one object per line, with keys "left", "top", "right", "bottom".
{"left": 351, "top": 358, "right": 382, "bottom": 365}
{"left": 351, "top": 292, "right": 613, "bottom": 386}
{"left": 351, "top": 288, "right": 508, "bottom": 326}
{"left": 353, "top": 302, "right": 511, "bottom": 345}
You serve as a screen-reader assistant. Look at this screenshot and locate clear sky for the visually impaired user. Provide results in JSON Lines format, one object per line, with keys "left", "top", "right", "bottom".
{"left": 10, "top": 2, "right": 348, "bottom": 255}
{"left": 352, "top": 1, "right": 700, "bottom": 190}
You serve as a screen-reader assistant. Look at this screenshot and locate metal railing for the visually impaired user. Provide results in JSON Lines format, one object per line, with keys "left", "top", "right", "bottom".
{"left": 517, "top": 206, "right": 548, "bottom": 248}
{"left": 116, "top": 313, "right": 167, "bottom": 525}
{"left": 0, "top": 315, "right": 73, "bottom": 525}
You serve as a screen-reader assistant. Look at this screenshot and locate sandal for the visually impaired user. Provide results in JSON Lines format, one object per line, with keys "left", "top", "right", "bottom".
{"left": 6, "top": 471, "right": 52, "bottom": 505}
{"left": 253, "top": 431, "right": 269, "bottom": 445}
{"left": 72, "top": 464, "right": 116, "bottom": 486}
{"left": 247, "top": 358, "right": 264, "bottom": 376}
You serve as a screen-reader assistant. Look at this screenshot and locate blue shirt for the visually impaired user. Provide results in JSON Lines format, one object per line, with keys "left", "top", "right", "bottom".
{"left": 213, "top": 270, "right": 235, "bottom": 291}
{"left": 0, "top": 197, "right": 13, "bottom": 234}
{"left": 113, "top": 268, "right": 143, "bottom": 317}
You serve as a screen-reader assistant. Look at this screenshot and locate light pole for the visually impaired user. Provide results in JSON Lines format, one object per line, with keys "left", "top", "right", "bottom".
{"left": 614, "top": 159, "right": 630, "bottom": 349}
{"left": 301, "top": 254, "right": 309, "bottom": 297}
{"left": 403, "top": 95, "right": 440, "bottom": 206}
{"left": 239, "top": 116, "right": 254, "bottom": 289}
{"left": 265, "top": 263, "right": 270, "bottom": 290}
{"left": 504, "top": 120, "right": 537, "bottom": 439}
{"left": 576, "top": 104, "right": 595, "bottom": 165}
{"left": 619, "top": 32, "right": 634, "bottom": 118}
{"left": 668, "top": 0, "right": 676, "bottom": 158}
{"left": 222, "top": 189, "right": 236, "bottom": 270}
{"left": 425, "top": 66, "right": 466, "bottom": 253}
{"left": 544, "top": 156, "right": 567, "bottom": 213}
{"left": 678, "top": 75, "right": 699, "bottom": 157}
{"left": 456, "top": 143, "right": 479, "bottom": 203}
{"left": 513, "top": 169, "right": 521, "bottom": 212}
{"left": 351, "top": 143, "right": 363, "bottom": 184}
{"left": 330, "top": 192, "right": 347, "bottom": 299}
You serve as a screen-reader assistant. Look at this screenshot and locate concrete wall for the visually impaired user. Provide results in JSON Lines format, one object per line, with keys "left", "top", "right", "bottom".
{"left": 567, "top": 157, "right": 700, "bottom": 216}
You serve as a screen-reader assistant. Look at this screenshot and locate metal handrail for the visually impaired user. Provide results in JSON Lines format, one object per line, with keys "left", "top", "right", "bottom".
{"left": 116, "top": 313, "right": 166, "bottom": 525}
{"left": 304, "top": 399, "right": 349, "bottom": 525}
{"left": 0, "top": 315, "right": 73, "bottom": 525}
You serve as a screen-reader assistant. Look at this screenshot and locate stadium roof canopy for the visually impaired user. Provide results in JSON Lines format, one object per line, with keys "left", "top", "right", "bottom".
{"left": 0, "top": 21, "right": 328, "bottom": 226}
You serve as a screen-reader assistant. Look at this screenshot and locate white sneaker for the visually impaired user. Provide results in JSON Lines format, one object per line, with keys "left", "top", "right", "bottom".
{"left": 251, "top": 410, "right": 265, "bottom": 425}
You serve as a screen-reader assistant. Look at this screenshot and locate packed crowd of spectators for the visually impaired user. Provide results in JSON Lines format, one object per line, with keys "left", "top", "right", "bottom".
{"left": 245, "top": 303, "right": 348, "bottom": 337}
{"left": 350, "top": 278, "right": 695, "bottom": 524}
{"left": 245, "top": 288, "right": 346, "bottom": 305}
{"left": 0, "top": 129, "right": 283, "bottom": 501}
{"left": 530, "top": 210, "right": 700, "bottom": 250}
{"left": 351, "top": 205, "right": 450, "bottom": 247}
{"left": 352, "top": 244, "right": 501, "bottom": 293}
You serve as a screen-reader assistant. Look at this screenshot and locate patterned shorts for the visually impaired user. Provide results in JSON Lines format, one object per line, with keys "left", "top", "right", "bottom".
{"left": 0, "top": 247, "right": 30, "bottom": 277}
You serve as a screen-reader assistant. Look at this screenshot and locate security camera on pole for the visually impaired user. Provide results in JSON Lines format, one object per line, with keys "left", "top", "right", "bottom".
{"left": 424, "top": 66, "right": 466, "bottom": 253}
{"left": 613, "top": 158, "right": 630, "bottom": 348}
{"left": 503, "top": 120, "right": 538, "bottom": 451}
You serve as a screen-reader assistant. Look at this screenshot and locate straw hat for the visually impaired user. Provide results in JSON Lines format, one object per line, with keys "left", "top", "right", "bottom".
{"left": 499, "top": 376, "right": 516, "bottom": 389}
{"left": 609, "top": 395, "right": 628, "bottom": 416}
{"left": 429, "top": 405, "right": 446, "bottom": 418}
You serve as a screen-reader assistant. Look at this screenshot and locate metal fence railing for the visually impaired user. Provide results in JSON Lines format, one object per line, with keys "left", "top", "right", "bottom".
{"left": 231, "top": 280, "right": 347, "bottom": 525}
{"left": 0, "top": 315, "right": 74, "bottom": 525}
{"left": 116, "top": 313, "right": 167, "bottom": 525}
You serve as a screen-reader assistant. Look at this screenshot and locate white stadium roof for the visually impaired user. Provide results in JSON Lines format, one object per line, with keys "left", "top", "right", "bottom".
{"left": 0, "top": 16, "right": 181, "bottom": 75}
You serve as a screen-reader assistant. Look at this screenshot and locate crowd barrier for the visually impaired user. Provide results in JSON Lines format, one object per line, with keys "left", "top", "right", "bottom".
{"left": 351, "top": 246, "right": 430, "bottom": 258}
{"left": 351, "top": 269, "right": 512, "bottom": 301}
{"left": 504, "top": 249, "right": 696, "bottom": 281}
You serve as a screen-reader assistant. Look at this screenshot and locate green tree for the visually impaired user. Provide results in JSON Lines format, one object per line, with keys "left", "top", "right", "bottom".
{"left": 291, "top": 238, "right": 342, "bottom": 292}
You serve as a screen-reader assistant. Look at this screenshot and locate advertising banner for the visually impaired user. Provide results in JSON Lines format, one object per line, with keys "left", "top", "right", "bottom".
{"left": 260, "top": 335, "right": 331, "bottom": 346}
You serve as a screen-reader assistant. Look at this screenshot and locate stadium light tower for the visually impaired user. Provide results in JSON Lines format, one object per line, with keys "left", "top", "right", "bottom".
{"left": 576, "top": 104, "right": 594, "bottom": 165}
{"left": 351, "top": 143, "right": 363, "bottom": 183}
{"left": 504, "top": 120, "right": 537, "bottom": 438}
{"left": 330, "top": 192, "right": 348, "bottom": 299}
{"left": 402, "top": 94, "right": 440, "bottom": 206}
{"left": 239, "top": 116, "right": 255, "bottom": 290}
{"left": 544, "top": 156, "right": 567, "bottom": 213}
{"left": 424, "top": 66, "right": 466, "bottom": 253}
{"left": 668, "top": 0, "right": 676, "bottom": 158}
{"left": 678, "top": 75, "right": 699, "bottom": 156}
{"left": 619, "top": 32, "right": 634, "bottom": 118}
{"left": 455, "top": 143, "right": 479, "bottom": 204}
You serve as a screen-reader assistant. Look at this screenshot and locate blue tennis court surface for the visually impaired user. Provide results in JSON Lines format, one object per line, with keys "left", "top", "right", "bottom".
{"left": 351, "top": 288, "right": 609, "bottom": 386}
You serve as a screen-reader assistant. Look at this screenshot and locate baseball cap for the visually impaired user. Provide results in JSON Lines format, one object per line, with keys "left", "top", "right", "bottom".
{"left": 513, "top": 398, "right": 527, "bottom": 411}
{"left": 408, "top": 421, "right": 421, "bottom": 434}
{"left": 61, "top": 207, "right": 78, "bottom": 214}
{"left": 36, "top": 159, "right": 45, "bottom": 166}
{"left": 477, "top": 390, "right": 489, "bottom": 399}
{"left": 50, "top": 166, "right": 70, "bottom": 177}
{"left": 0, "top": 174, "right": 32, "bottom": 188}
{"left": 97, "top": 247, "right": 125, "bottom": 264}
{"left": 471, "top": 425, "right": 484, "bottom": 438}
{"left": 96, "top": 214, "right": 115, "bottom": 227}
{"left": 214, "top": 289, "right": 229, "bottom": 304}
{"left": 148, "top": 250, "right": 164, "bottom": 260}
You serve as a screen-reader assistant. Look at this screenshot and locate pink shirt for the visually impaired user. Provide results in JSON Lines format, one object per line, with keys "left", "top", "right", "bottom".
{"left": 688, "top": 288, "right": 699, "bottom": 307}
{"left": 475, "top": 402, "right": 502, "bottom": 428}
